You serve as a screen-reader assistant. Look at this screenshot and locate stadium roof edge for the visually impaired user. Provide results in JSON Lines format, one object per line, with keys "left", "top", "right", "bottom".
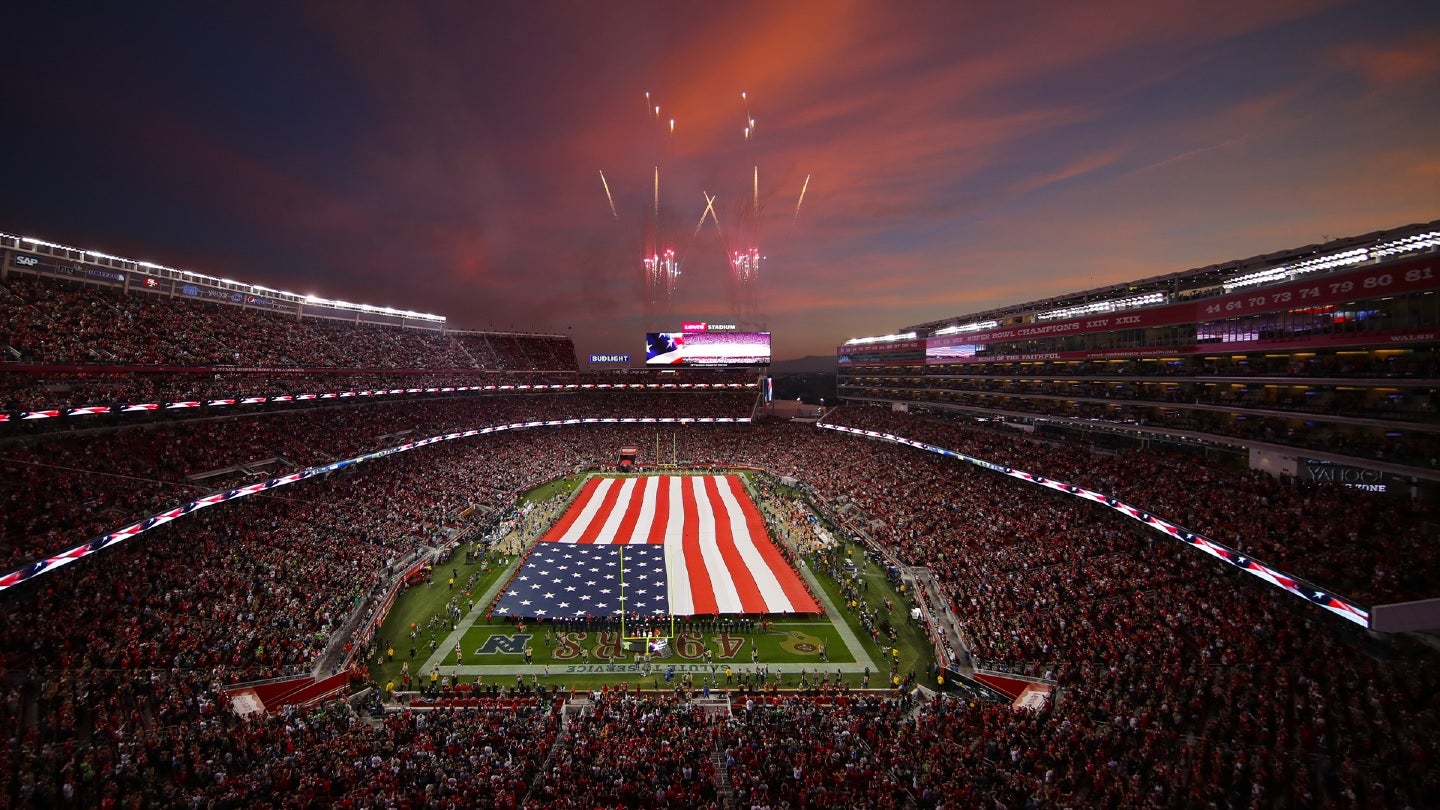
{"left": 1, "top": 230, "right": 447, "bottom": 323}
{"left": 903, "top": 219, "right": 1440, "bottom": 334}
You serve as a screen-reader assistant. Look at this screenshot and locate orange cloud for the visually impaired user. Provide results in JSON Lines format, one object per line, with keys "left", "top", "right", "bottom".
{"left": 1336, "top": 34, "right": 1440, "bottom": 87}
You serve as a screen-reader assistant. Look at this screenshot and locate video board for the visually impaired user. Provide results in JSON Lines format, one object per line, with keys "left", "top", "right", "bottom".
{"left": 645, "top": 331, "right": 771, "bottom": 366}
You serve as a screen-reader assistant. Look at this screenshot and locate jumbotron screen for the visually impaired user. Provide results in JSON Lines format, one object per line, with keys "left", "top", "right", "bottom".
{"left": 645, "top": 331, "right": 771, "bottom": 366}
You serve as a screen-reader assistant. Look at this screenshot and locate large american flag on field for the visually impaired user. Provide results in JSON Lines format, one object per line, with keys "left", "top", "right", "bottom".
{"left": 493, "top": 475, "right": 819, "bottom": 618}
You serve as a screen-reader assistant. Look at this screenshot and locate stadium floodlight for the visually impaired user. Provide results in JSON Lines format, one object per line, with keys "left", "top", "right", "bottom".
{"left": 844, "top": 332, "right": 917, "bottom": 346}
{"left": 1223, "top": 247, "right": 1370, "bottom": 291}
{"left": 21, "top": 236, "right": 73, "bottom": 251}
{"left": 934, "top": 320, "right": 999, "bottom": 336}
{"left": 1372, "top": 230, "right": 1440, "bottom": 258}
{"left": 1036, "top": 292, "right": 1165, "bottom": 321}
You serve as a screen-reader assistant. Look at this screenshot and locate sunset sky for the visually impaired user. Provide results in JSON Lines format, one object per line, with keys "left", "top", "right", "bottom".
{"left": 2, "top": 1, "right": 1438, "bottom": 361}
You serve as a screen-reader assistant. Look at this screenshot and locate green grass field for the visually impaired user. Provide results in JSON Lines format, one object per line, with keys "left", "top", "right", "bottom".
{"left": 368, "top": 472, "right": 938, "bottom": 692}
{"left": 437, "top": 621, "right": 855, "bottom": 666}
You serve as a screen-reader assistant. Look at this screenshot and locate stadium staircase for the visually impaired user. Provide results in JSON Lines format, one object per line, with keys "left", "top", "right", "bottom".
{"left": 905, "top": 566, "right": 973, "bottom": 674}
{"left": 185, "top": 456, "right": 295, "bottom": 484}
{"left": 710, "top": 747, "right": 735, "bottom": 808}
{"left": 452, "top": 339, "right": 480, "bottom": 368}
{"left": 520, "top": 697, "right": 588, "bottom": 807}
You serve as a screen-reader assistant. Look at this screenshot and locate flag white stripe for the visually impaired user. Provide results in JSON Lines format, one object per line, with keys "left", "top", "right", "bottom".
{"left": 555, "top": 477, "right": 615, "bottom": 543}
{"left": 663, "top": 476, "right": 692, "bottom": 614}
{"left": 624, "top": 475, "right": 660, "bottom": 544}
{"left": 694, "top": 476, "right": 743, "bottom": 613}
{"left": 715, "top": 475, "right": 793, "bottom": 612}
{"left": 591, "top": 477, "right": 638, "bottom": 544}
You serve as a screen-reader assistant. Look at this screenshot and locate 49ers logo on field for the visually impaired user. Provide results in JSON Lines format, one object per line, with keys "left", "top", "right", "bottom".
{"left": 780, "top": 631, "right": 822, "bottom": 655}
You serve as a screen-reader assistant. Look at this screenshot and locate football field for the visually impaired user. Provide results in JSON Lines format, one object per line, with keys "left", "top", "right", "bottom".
{"left": 494, "top": 474, "right": 818, "bottom": 618}
{"left": 371, "top": 472, "right": 935, "bottom": 691}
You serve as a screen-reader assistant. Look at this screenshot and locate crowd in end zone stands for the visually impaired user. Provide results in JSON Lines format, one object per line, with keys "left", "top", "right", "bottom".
{"left": 0, "top": 390, "right": 756, "bottom": 570}
{"left": 0, "top": 274, "right": 575, "bottom": 370}
{"left": 3, "top": 392, "right": 1440, "bottom": 805}
{"left": 0, "top": 368, "right": 756, "bottom": 417}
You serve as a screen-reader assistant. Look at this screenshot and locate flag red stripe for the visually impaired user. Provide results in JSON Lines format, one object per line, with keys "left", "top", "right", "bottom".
{"left": 609, "top": 479, "right": 647, "bottom": 544}
{"left": 647, "top": 475, "right": 671, "bottom": 545}
{"left": 680, "top": 477, "right": 718, "bottom": 613}
{"left": 542, "top": 477, "right": 604, "bottom": 541}
{"left": 727, "top": 475, "right": 818, "bottom": 612}
{"left": 702, "top": 476, "right": 766, "bottom": 612}
{"left": 576, "top": 478, "right": 628, "bottom": 543}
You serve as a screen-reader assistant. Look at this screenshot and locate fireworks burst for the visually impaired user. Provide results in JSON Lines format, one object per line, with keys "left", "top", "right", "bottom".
{"left": 600, "top": 88, "right": 813, "bottom": 329}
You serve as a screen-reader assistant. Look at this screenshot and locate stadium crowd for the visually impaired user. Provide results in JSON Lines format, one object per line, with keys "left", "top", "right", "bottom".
{"left": 0, "top": 274, "right": 576, "bottom": 371}
{"left": 817, "top": 405, "right": 1439, "bottom": 605}
{"left": 840, "top": 384, "right": 1440, "bottom": 468}
{"left": 0, "top": 368, "right": 755, "bottom": 417}
{"left": 2, "top": 409, "right": 1428, "bottom": 801}
{"left": 0, "top": 390, "right": 757, "bottom": 569}
{"left": 915, "top": 347, "right": 1440, "bottom": 379}
{"left": 2, "top": 382, "right": 1439, "bottom": 805}
{"left": 527, "top": 695, "right": 719, "bottom": 807}
{"left": 843, "top": 373, "right": 1439, "bottom": 424}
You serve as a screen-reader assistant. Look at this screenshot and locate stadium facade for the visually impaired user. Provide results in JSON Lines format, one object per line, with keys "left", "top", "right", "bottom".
{"left": 6, "top": 225, "right": 1440, "bottom": 806}
{"left": 837, "top": 221, "right": 1440, "bottom": 497}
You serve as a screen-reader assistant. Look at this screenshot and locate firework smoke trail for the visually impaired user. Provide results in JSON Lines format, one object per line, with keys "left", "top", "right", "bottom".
{"left": 753, "top": 166, "right": 759, "bottom": 214}
{"left": 654, "top": 167, "right": 660, "bottom": 220}
{"left": 693, "top": 192, "right": 718, "bottom": 239}
{"left": 599, "top": 171, "right": 619, "bottom": 220}
{"left": 793, "top": 174, "right": 811, "bottom": 223}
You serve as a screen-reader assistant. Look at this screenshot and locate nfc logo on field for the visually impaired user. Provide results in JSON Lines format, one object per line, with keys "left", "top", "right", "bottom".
{"left": 475, "top": 634, "right": 532, "bottom": 655}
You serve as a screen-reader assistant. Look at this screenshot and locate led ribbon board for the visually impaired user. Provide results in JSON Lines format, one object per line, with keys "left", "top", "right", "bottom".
{"left": 0, "top": 416, "right": 750, "bottom": 593}
{"left": 817, "top": 423, "right": 1371, "bottom": 628}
